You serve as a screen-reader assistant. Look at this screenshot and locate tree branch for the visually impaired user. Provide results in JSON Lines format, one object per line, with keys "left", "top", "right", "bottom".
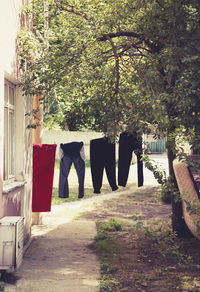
{"left": 98, "top": 31, "right": 143, "bottom": 41}
{"left": 104, "top": 35, "right": 132, "bottom": 109}
{"left": 54, "top": 0, "right": 88, "bottom": 20}
{"left": 98, "top": 31, "right": 162, "bottom": 53}
{"left": 104, "top": 35, "right": 120, "bottom": 96}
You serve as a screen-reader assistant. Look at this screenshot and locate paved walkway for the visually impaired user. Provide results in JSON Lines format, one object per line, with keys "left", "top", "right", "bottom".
{"left": 3, "top": 154, "right": 168, "bottom": 292}
{"left": 4, "top": 187, "right": 140, "bottom": 292}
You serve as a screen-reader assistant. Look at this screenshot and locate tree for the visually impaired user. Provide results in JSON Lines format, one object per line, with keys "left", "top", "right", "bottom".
{"left": 18, "top": 0, "right": 200, "bottom": 236}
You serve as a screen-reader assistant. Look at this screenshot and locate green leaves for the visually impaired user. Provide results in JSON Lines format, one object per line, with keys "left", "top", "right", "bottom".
{"left": 19, "top": 0, "right": 200, "bottom": 139}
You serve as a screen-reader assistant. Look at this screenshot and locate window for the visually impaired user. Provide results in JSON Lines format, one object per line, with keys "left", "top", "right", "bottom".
{"left": 4, "top": 80, "right": 15, "bottom": 182}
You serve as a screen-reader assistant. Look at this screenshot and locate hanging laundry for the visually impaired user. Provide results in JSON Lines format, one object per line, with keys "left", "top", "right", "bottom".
{"left": 32, "top": 144, "right": 57, "bottom": 212}
{"left": 90, "top": 137, "right": 118, "bottom": 194}
{"left": 58, "top": 142, "right": 85, "bottom": 198}
{"left": 118, "top": 132, "right": 143, "bottom": 187}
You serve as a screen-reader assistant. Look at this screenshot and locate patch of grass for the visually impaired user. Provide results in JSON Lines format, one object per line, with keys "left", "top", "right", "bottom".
{"left": 93, "top": 212, "right": 200, "bottom": 291}
{"left": 142, "top": 226, "right": 190, "bottom": 263}
{"left": 84, "top": 159, "right": 91, "bottom": 168}
{"left": 52, "top": 159, "right": 112, "bottom": 205}
{"left": 98, "top": 218, "right": 123, "bottom": 232}
{"left": 54, "top": 158, "right": 60, "bottom": 170}
{"left": 51, "top": 184, "right": 111, "bottom": 205}
{"left": 100, "top": 275, "right": 119, "bottom": 292}
{"left": 129, "top": 213, "right": 142, "bottom": 220}
{"left": 134, "top": 222, "right": 198, "bottom": 267}
{"left": 75, "top": 211, "right": 91, "bottom": 219}
{"left": 0, "top": 281, "right": 4, "bottom": 292}
{"left": 94, "top": 219, "right": 123, "bottom": 292}
{"left": 51, "top": 187, "right": 80, "bottom": 204}
{"left": 55, "top": 158, "right": 91, "bottom": 169}
{"left": 180, "top": 276, "right": 200, "bottom": 291}
{"left": 95, "top": 219, "right": 123, "bottom": 242}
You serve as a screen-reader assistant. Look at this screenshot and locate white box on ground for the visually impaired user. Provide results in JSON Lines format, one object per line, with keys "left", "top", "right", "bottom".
{"left": 0, "top": 216, "right": 24, "bottom": 271}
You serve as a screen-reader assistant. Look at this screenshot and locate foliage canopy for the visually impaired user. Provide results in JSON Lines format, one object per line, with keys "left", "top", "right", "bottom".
{"left": 19, "top": 0, "right": 200, "bottom": 235}
{"left": 19, "top": 0, "right": 200, "bottom": 137}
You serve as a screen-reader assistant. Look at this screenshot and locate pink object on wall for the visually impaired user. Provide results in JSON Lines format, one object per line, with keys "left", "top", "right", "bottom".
{"left": 32, "top": 144, "right": 57, "bottom": 212}
{"left": 2, "top": 198, "right": 21, "bottom": 217}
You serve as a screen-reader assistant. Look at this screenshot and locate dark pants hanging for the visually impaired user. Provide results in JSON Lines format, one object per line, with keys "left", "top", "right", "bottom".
{"left": 59, "top": 154, "right": 85, "bottom": 198}
{"left": 135, "top": 149, "right": 144, "bottom": 187}
{"left": 90, "top": 138, "right": 118, "bottom": 193}
{"left": 118, "top": 132, "right": 143, "bottom": 187}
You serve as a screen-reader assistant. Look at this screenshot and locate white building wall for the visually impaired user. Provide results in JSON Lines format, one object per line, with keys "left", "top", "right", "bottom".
{"left": 0, "top": 0, "right": 33, "bottom": 244}
{"left": 0, "top": 1, "right": 22, "bottom": 79}
{"left": 0, "top": 69, "right": 4, "bottom": 218}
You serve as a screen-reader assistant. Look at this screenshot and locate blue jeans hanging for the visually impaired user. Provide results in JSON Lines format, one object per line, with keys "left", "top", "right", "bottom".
{"left": 58, "top": 147, "right": 85, "bottom": 198}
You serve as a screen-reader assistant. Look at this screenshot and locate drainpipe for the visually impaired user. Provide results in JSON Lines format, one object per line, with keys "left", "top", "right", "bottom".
{"left": 32, "top": 94, "right": 43, "bottom": 225}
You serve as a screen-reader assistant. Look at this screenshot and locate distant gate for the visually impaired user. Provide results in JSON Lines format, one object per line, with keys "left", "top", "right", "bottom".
{"left": 149, "top": 139, "right": 166, "bottom": 153}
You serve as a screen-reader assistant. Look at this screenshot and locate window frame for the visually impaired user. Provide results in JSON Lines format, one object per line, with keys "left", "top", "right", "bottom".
{"left": 4, "top": 80, "right": 15, "bottom": 184}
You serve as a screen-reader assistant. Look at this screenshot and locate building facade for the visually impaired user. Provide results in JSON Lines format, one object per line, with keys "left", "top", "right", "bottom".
{"left": 0, "top": 0, "right": 32, "bottom": 244}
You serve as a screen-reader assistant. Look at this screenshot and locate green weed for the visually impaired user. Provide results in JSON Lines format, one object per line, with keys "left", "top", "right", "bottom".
{"left": 51, "top": 185, "right": 111, "bottom": 205}
{"left": 55, "top": 158, "right": 90, "bottom": 169}
{"left": 94, "top": 219, "right": 123, "bottom": 291}
{"left": 51, "top": 186, "right": 96, "bottom": 205}
{"left": 100, "top": 275, "right": 118, "bottom": 292}
{"left": 99, "top": 218, "right": 123, "bottom": 232}
{"left": 136, "top": 222, "right": 195, "bottom": 265}
{"left": 0, "top": 281, "right": 4, "bottom": 292}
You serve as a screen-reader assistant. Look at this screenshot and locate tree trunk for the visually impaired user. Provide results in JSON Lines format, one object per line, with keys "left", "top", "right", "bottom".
{"left": 167, "top": 133, "right": 193, "bottom": 237}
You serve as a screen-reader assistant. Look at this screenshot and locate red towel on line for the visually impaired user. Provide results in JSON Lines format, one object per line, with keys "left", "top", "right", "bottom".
{"left": 32, "top": 144, "right": 57, "bottom": 212}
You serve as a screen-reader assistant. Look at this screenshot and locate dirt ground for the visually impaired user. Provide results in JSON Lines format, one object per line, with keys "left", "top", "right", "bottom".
{"left": 83, "top": 186, "right": 200, "bottom": 292}
{"left": 2, "top": 184, "right": 200, "bottom": 292}
{"left": 2, "top": 154, "right": 200, "bottom": 291}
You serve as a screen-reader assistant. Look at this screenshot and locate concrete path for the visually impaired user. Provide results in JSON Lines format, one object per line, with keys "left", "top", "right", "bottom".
{"left": 14, "top": 221, "right": 100, "bottom": 292}
{"left": 5, "top": 186, "right": 141, "bottom": 292}
{"left": 3, "top": 153, "right": 168, "bottom": 292}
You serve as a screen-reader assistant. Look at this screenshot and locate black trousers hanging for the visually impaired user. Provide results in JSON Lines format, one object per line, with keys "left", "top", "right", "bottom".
{"left": 90, "top": 138, "right": 118, "bottom": 193}
{"left": 118, "top": 132, "right": 143, "bottom": 187}
{"left": 59, "top": 142, "right": 85, "bottom": 198}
